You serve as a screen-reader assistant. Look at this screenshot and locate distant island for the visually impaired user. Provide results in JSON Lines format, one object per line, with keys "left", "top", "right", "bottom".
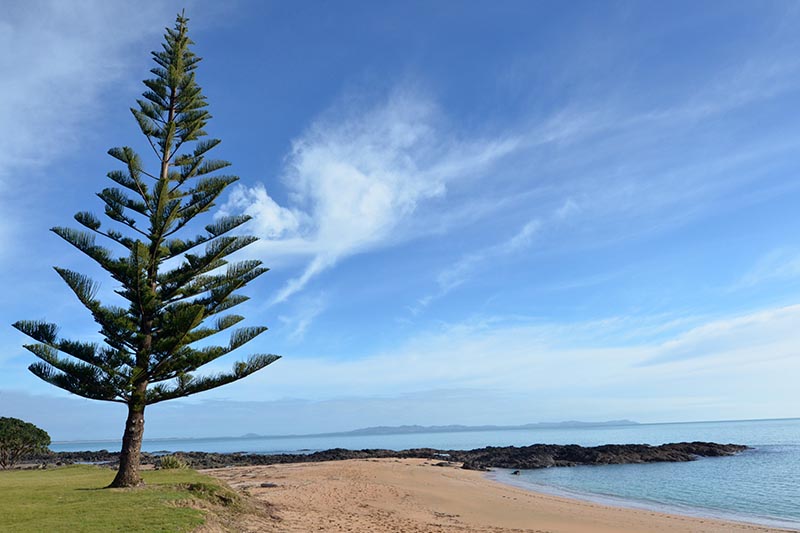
{"left": 52, "top": 420, "right": 642, "bottom": 445}
{"left": 238, "top": 419, "right": 639, "bottom": 440}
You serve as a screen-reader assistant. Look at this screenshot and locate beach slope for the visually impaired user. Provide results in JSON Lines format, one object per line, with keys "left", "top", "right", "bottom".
{"left": 205, "top": 458, "right": 792, "bottom": 533}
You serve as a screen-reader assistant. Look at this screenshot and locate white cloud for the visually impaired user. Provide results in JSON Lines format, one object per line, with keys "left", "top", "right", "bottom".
{"left": 436, "top": 219, "right": 540, "bottom": 294}
{"left": 414, "top": 190, "right": 589, "bottom": 313}
{"left": 218, "top": 88, "right": 520, "bottom": 304}
{"left": 0, "top": 2, "right": 174, "bottom": 177}
{"left": 202, "top": 303, "right": 800, "bottom": 422}
{"left": 220, "top": 48, "right": 800, "bottom": 307}
{"left": 7, "top": 304, "right": 799, "bottom": 438}
{"left": 736, "top": 248, "right": 800, "bottom": 288}
{"left": 407, "top": 218, "right": 541, "bottom": 314}
{"left": 223, "top": 185, "right": 307, "bottom": 241}
{"left": 555, "top": 198, "right": 581, "bottom": 220}
{"left": 644, "top": 304, "right": 800, "bottom": 365}
{"left": 0, "top": 1, "right": 176, "bottom": 259}
{"left": 278, "top": 293, "right": 328, "bottom": 342}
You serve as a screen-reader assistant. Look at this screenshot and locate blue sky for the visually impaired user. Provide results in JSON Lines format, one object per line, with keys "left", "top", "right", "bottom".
{"left": 1, "top": 1, "right": 800, "bottom": 440}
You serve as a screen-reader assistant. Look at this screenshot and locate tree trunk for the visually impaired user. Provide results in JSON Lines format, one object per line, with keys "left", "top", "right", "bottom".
{"left": 108, "top": 396, "right": 146, "bottom": 488}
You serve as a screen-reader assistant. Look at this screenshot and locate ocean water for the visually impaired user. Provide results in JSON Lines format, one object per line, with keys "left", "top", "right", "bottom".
{"left": 488, "top": 418, "right": 799, "bottom": 530}
{"left": 52, "top": 417, "right": 800, "bottom": 528}
{"left": 494, "top": 446, "right": 800, "bottom": 530}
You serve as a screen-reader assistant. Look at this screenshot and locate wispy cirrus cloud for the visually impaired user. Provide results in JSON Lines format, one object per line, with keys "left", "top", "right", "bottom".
{"left": 278, "top": 292, "right": 328, "bottom": 342}
{"left": 222, "top": 44, "right": 800, "bottom": 307}
{"left": 6, "top": 303, "right": 799, "bottom": 439}
{"left": 735, "top": 248, "right": 800, "bottom": 289}
{"left": 0, "top": 1, "right": 180, "bottom": 261}
{"left": 641, "top": 304, "right": 800, "bottom": 366}
{"left": 438, "top": 220, "right": 541, "bottom": 292}
{"left": 200, "top": 303, "right": 800, "bottom": 423}
{"left": 218, "top": 88, "right": 520, "bottom": 304}
{"left": 0, "top": 1, "right": 180, "bottom": 177}
{"left": 412, "top": 219, "right": 541, "bottom": 313}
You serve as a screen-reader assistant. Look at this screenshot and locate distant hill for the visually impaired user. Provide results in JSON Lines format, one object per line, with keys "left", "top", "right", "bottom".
{"left": 238, "top": 420, "right": 639, "bottom": 440}
{"left": 338, "top": 420, "right": 639, "bottom": 436}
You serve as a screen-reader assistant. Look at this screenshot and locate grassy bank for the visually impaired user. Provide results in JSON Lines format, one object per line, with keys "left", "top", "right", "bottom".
{"left": 0, "top": 465, "right": 241, "bottom": 532}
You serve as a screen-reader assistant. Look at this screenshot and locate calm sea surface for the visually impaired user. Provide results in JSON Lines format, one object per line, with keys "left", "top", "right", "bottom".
{"left": 53, "top": 418, "right": 800, "bottom": 529}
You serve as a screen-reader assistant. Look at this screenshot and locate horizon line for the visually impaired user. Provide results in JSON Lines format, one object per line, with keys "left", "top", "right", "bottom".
{"left": 51, "top": 415, "right": 800, "bottom": 445}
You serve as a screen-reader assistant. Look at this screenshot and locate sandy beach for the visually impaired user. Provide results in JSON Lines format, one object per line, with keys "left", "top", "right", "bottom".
{"left": 204, "top": 458, "right": 793, "bottom": 533}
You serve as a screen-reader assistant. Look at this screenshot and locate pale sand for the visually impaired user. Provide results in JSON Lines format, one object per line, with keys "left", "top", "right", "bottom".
{"left": 203, "top": 458, "right": 794, "bottom": 533}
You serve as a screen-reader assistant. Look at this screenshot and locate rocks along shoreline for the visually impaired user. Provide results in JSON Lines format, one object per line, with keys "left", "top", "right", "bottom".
{"left": 23, "top": 441, "right": 748, "bottom": 471}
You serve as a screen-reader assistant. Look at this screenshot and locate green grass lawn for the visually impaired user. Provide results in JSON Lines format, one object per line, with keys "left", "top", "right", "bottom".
{"left": 0, "top": 465, "right": 238, "bottom": 532}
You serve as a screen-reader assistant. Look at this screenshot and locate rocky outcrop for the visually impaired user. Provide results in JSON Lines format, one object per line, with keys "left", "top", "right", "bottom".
{"left": 25, "top": 441, "right": 747, "bottom": 470}
{"left": 453, "top": 442, "right": 748, "bottom": 471}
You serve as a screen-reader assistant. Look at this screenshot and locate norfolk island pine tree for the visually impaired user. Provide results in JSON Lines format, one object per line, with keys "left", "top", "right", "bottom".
{"left": 12, "top": 13, "right": 279, "bottom": 488}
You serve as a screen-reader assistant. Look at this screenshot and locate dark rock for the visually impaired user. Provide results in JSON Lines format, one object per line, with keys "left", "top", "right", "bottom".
{"left": 453, "top": 442, "right": 748, "bottom": 471}
{"left": 511, "top": 470, "right": 521, "bottom": 475}
{"left": 23, "top": 441, "right": 747, "bottom": 471}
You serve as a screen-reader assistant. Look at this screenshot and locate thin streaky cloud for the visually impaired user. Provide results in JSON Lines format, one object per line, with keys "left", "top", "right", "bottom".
{"left": 436, "top": 219, "right": 541, "bottom": 293}
{"left": 409, "top": 219, "right": 541, "bottom": 315}
{"left": 220, "top": 44, "right": 800, "bottom": 306}
{"left": 278, "top": 293, "right": 328, "bottom": 342}
{"left": 202, "top": 303, "right": 800, "bottom": 403}
{"left": 0, "top": 1, "right": 176, "bottom": 261}
{"left": 734, "top": 248, "right": 800, "bottom": 289}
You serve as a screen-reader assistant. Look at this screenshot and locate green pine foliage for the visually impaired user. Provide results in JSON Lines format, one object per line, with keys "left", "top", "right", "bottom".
{"left": 12, "top": 13, "right": 278, "bottom": 485}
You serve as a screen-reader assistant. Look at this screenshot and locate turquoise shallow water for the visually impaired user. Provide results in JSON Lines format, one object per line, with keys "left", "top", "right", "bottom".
{"left": 490, "top": 418, "right": 800, "bottom": 530}
{"left": 494, "top": 445, "right": 800, "bottom": 530}
{"left": 53, "top": 417, "right": 800, "bottom": 528}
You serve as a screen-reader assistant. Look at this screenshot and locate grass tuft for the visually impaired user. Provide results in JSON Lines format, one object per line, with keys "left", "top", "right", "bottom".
{"left": 178, "top": 481, "right": 242, "bottom": 508}
{"left": 156, "top": 454, "right": 188, "bottom": 470}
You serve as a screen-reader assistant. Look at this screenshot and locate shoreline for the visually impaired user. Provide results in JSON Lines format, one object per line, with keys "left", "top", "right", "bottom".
{"left": 205, "top": 458, "right": 797, "bottom": 533}
{"left": 489, "top": 468, "right": 800, "bottom": 532}
{"left": 30, "top": 440, "right": 748, "bottom": 470}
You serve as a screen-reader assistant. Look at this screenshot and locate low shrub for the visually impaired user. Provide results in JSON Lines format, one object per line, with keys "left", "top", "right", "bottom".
{"left": 157, "top": 454, "right": 188, "bottom": 470}
{"left": 0, "top": 417, "right": 51, "bottom": 469}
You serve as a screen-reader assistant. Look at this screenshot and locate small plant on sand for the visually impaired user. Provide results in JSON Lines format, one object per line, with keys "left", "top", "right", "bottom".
{"left": 12, "top": 12, "right": 279, "bottom": 487}
{"left": 156, "top": 454, "right": 188, "bottom": 470}
{"left": 0, "top": 417, "right": 51, "bottom": 469}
